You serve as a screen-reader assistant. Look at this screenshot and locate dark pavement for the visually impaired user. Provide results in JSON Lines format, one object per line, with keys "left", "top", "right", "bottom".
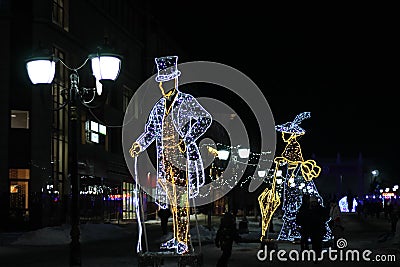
{"left": 0, "top": 213, "right": 399, "bottom": 266}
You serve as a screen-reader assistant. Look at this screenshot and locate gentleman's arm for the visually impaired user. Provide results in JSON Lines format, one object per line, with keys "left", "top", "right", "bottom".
{"left": 182, "top": 95, "right": 212, "bottom": 144}
{"left": 130, "top": 104, "right": 158, "bottom": 157}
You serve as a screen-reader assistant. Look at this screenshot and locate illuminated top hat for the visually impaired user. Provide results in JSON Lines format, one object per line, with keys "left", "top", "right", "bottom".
{"left": 275, "top": 112, "right": 311, "bottom": 135}
{"left": 154, "top": 56, "right": 181, "bottom": 82}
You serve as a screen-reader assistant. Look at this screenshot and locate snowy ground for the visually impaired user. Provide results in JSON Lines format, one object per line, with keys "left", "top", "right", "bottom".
{"left": 10, "top": 223, "right": 135, "bottom": 246}
{"left": 8, "top": 214, "right": 216, "bottom": 247}
{"left": 1, "top": 214, "right": 399, "bottom": 266}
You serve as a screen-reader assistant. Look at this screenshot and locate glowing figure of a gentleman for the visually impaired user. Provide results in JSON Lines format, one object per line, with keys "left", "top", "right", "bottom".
{"left": 130, "top": 56, "right": 212, "bottom": 254}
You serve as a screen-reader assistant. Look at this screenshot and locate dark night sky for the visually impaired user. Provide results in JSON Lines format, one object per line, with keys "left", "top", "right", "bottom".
{"left": 146, "top": 3, "right": 398, "bottom": 179}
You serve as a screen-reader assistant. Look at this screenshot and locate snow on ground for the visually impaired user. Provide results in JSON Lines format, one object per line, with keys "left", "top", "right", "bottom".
{"left": 10, "top": 216, "right": 218, "bottom": 246}
{"left": 11, "top": 225, "right": 70, "bottom": 245}
{"left": 8, "top": 214, "right": 281, "bottom": 247}
{"left": 190, "top": 224, "right": 216, "bottom": 243}
{"left": 11, "top": 223, "right": 134, "bottom": 246}
{"left": 3, "top": 214, "right": 400, "bottom": 267}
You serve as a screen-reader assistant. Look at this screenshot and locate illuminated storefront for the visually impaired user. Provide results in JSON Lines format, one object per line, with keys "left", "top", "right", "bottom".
{"left": 9, "top": 169, "right": 30, "bottom": 220}
{"left": 79, "top": 176, "right": 138, "bottom": 222}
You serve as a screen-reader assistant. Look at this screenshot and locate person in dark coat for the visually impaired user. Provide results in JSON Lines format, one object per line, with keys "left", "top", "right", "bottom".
{"left": 389, "top": 201, "right": 399, "bottom": 233}
{"left": 215, "top": 211, "right": 240, "bottom": 267}
{"left": 158, "top": 207, "right": 172, "bottom": 235}
{"left": 308, "top": 196, "right": 329, "bottom": 260}
{"left": 296, "top": 194, "right": 311, "bottom": 251}
{"left": 347, "top": 189, "right": 354, "bottom": 212}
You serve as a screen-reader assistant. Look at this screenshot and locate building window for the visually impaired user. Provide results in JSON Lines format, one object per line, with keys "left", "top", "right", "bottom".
{"left": 102, "top": 181, "right": 122, "bottom": 222}
{"left": 52, "top": 0, "right": 69, "bottom": 31}
{"left": 85, "top": 120, "right": 107, "bottom": 145}
{"left": 122, "top": 85, "right": 133, "bottom": 112}
{"left": 122, "top": 182, "right": 136, "bottom": 220}
{"left": 9, "top": 169, "right": 30, "bottom": 218}
{"left": 10, "top": 110, "right": 29, "bottom": 129}
{"left": 52, "top": 47, "right": 68, "bottom": 203}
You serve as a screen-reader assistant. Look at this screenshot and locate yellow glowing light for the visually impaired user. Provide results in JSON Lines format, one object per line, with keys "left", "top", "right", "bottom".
{"left": 258, "top": 159, "right": 281, "bottom": 241}
{"left": 158, "top": 175, "right": 190, "bottom": 253}
{"left": 258, "top": 123, "right": 322, "bottom": 241}
{"left": 207, "top": 146, "right": 218, "bottom": 157}
{"left": 382, "top": 192, "right": 395, "bottom": 197}
{"left": 299, "top": 159, "right": 321, "bottom": 181}
{"left": 159, "top": 80, "right": 177, "bottom": 100}
{"left": 138, "top": 97, "right": 192, "bottom": 254}
{"left": 278, "top": 132, "right": 321, "bottom": 182}
{"left": 158, "top": 107, "right": 190, "bottom": 254}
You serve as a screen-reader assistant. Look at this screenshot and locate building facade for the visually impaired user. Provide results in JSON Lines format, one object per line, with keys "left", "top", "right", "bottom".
{"left": 0, "top": 0, "right": 184, "bottom": 230}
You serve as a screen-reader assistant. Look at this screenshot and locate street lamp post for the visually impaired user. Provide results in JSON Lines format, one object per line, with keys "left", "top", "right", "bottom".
{"left": 69, "top": 70, "right": 80, "bottom": 266}
{"left": 26, "top": 47, "right": 122, "bottom": 266}
{"left": 371, "top": 169, "right": 379, "bottom": 193}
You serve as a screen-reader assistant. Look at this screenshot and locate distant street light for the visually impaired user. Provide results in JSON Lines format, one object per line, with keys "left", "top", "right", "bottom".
{"left": 257, "top": 170, "right": 266, "bottom": 178}
{"left": 238, "top": 148, "right": 250, "bottom": 159}
{"left": 26, "top": 46, "right": 121, "bottom": 266}
{"left": 370, "top": 170, "right": 380, "bottom": 190}
{"left": 371, "top": 170, "right": 379, "bottom": 177}
{"left": 217, "top": 150, "right": 230, "bottom": 160}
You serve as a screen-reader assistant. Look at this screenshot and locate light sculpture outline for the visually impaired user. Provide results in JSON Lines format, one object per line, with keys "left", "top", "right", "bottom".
{"left": 258, "top": 157, "right": 281, "bottom": 241}
{"left": 258, "top": 112, "right": 332, "bottom": 242}
{"left": 129, "top": 56, "right": 212, "bottom": 255}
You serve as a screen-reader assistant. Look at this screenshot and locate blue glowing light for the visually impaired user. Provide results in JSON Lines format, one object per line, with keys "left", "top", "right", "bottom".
{"left": 338, "top": 196, "right": 358, "bottom": 213}
{"left": 275, "top": 112, "right": 311, "bottom": 135}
